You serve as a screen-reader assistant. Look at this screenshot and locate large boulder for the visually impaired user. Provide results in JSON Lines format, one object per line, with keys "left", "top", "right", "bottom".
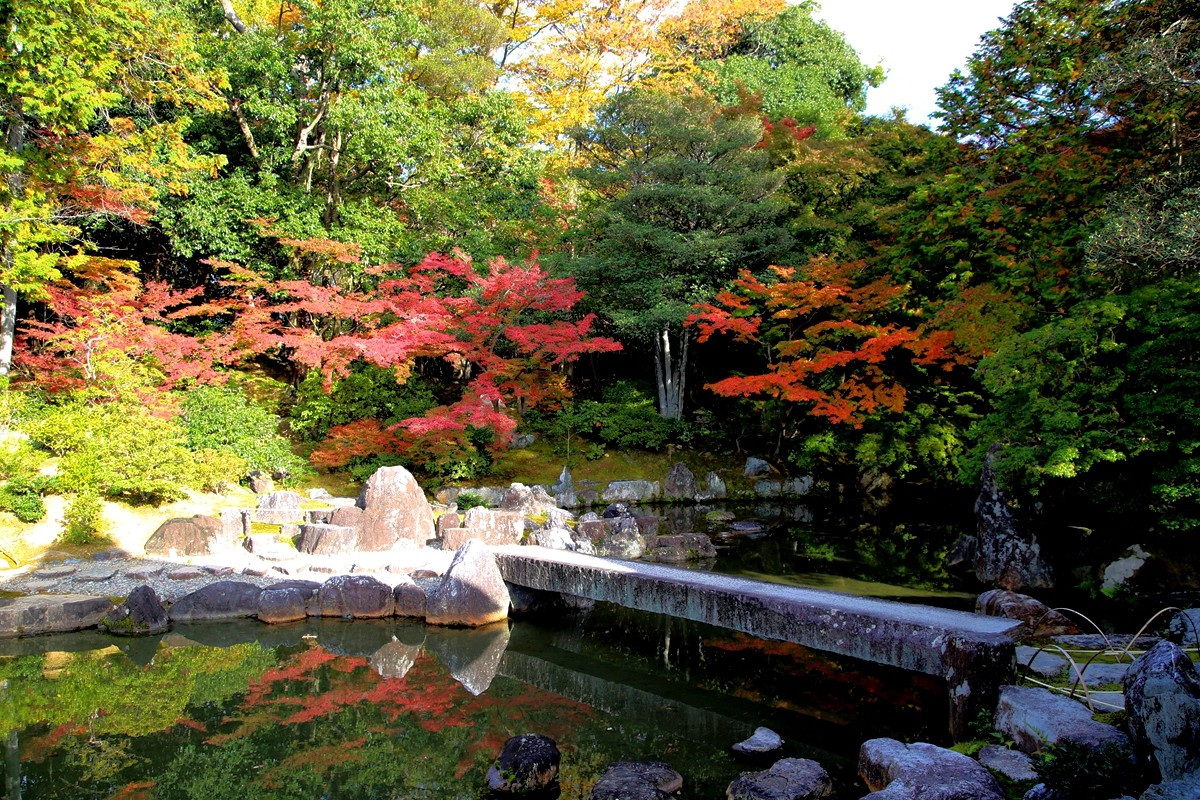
{"left": 328, "top": 505, "right": 365, "bottom": 529}
{"left": 426, "top": 539, "right": 510, "bottom": 627}
{"left": 500, "top": 483, "right": 557, "bottom": 517}
{"left": 459, "top": 507, "right": 524, "bottom": 545}
{"left": 579, "top": 517, "right": 645, "bottom": 559}
{"left": 591, "top": 761, "right": 683, "bottom": 800}
{"left": 973, "top": 444, "right": 1054, "bottom": 590}
{"left": 0, "top": 594, "right": 111, "bottom": 637}
{"left": 602, "top": 480, "right": 659, "bottom": 503}
{"left": 976, "top": 590, "right": 1076, "bottom": 639}
{"left": 1167, "top": 609, "right": 1200, "bottom": 646}
{"left": 101, "top": 585, "right": 168, "bottom": 636}
{"left": 1101, "top": 545, "right": 1151, "bottom": 593}
{"left": 696, "top": 471, "right": 727, "bottom": 501}
{"left": 858, "top": 738, "right": 1004, "bottom": 800}
{"left": 296, "top": 523, "right": 359, "bottom": 555}
{"left": 643, "top": 533, "right": 717, "bottom": 564}
{"left": 257, "top": 586, "right": 310, "bottom": 624}
{"left": 144, "top": 515, "right": 230, "bottom": 557}
{"left": 744, "top": 457, "right": 772, "bottom": 477}
{"left": 356, "top": 465, "right": 436, "bottom": 549}
{"left": 663, "top": 463, "right": 697, "bottom": 501}
{"left": 1123, "top": 641, "right": 1200, "bottom": 781}
{"left": 169, "top": 581, "right": 264, "bottom": 622}
{"left": 312, "top": 575, "right": 395, "bottom": 619}
{"left": 993, "top": 685, "right": 1132, "bottom": 758}
{"left": 727, "top": 757, "right": 833, "bottom": 800}
{"left": 259, "top": 490, "right": 303, "bottom": 510}
{"left": 486, "top": 734, "right": 561, "bottom": 794}
{"left": 392, "top": 575, "right": 427, "bottom": 618}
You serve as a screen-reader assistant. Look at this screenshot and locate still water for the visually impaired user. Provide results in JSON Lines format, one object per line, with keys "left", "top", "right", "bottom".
{"left": 2, "top": 504, "right": 969, "bottom": 799}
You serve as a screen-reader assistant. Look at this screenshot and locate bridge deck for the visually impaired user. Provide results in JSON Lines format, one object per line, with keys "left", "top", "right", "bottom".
{"left": 494, "top": 546, "right": 1021, "bottom": 739}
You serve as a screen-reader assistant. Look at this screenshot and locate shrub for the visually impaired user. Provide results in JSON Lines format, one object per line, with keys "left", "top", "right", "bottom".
{"left": 60, "top": 491, "right": 107, "bottom": 545}
{"left": 455, "top": 491, "right": 492, "bottom": 511}
{"left": 289, "top": 363, "right": 436, "bottom": 442}
{"left": 0, "top": 476, "right": 50, "bottom": 523}
{"left": 27, "top": 399, "right": 242, "bottom": 506}
{"left": 181, "top": 385, "right": 308, "bottom": 481}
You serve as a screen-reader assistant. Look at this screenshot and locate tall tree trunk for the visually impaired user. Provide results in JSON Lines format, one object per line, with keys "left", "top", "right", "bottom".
{"left": 0, "top": 285, "right": 16, "bottom": 378}
{"left": 653, "top": 325, "right": 688, "bottom": 420}
{"left": 2, "top": 115, "right": 27, "bottom": 378}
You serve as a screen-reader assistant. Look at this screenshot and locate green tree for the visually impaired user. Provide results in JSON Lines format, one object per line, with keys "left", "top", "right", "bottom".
{"left": 698, "top": 3, "right": 883, "bottom": 136}
{"left": 1, "top": 0, "right": 222, "bottom": 375}
{"left": 565, "top": 89, "right": 792, "bottom": 419}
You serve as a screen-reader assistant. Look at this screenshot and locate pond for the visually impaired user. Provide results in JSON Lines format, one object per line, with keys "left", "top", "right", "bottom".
{"left": 657, "top": 498, "right": 978, "bottom": 608}
{"left": 1, "top": 601, "right": 951, "bottom": 800}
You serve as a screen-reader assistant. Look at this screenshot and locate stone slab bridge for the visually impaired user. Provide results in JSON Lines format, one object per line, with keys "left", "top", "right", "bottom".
{"left": 493, "top": 546, "right": 1022, "bottom": 740}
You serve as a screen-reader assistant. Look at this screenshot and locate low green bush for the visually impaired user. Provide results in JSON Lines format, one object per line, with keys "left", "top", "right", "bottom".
{"left": 61, "top": 491, "right": 107, "bottom": 545}
{"left": 181, "top": 385, "right": 308, "bottom": 481}
{"left": 0, "top": 475, "right": 51, "bottom": 523}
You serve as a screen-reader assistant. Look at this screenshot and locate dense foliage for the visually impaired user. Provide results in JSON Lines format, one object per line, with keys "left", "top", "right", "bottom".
{"left": 0, "top": 0, "right": 1196, "bottom": 559}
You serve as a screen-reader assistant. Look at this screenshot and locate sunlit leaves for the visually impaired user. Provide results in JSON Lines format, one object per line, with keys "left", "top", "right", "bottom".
{"left": 689, "top": 258, "right": 967, "bottom": 428}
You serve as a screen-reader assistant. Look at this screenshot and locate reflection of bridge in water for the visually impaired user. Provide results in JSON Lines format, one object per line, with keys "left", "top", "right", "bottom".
{"left": 494, "top": 546, "right": 1021, "bottom": 740}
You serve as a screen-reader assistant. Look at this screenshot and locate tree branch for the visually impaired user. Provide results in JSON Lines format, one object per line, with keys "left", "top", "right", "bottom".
{"left": 219, "top": 0, "right": 248, "bottom": 34}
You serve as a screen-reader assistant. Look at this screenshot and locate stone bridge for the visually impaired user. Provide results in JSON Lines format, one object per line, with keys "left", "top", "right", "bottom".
{"left": 493, "top": 546, "right": 1021, "bottom": 740}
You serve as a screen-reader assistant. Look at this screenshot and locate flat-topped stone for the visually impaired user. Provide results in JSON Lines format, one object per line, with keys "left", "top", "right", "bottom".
{"left": 493, "top": 546, "right": 1021, "bottom": 739}
{"left": 0, "top": 594, "right": 112, "bottom": 638}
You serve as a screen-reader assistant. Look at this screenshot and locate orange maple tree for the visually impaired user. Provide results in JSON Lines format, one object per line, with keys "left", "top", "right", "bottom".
{"left": 687, "top": 258, "right": 967, "bottom": 428}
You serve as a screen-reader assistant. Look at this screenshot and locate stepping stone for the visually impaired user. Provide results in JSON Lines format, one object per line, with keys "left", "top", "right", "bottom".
{"left": 124, "top": 565, "right": 164, "bottom": 580}
{"left": 21, "top": 580, "right": 59, "bottom": 594}
{"left": 1053, "top": 633, "right": 1162, "bottom": 650}
{"left": 167, "top": 567, "right": 206, "bottom": 581}
{"left": 200, "top": 565, "right": 235, "bottom": 576}
{"left": 76, "top": 566, "right": 118, "bottom": 582}
{"left": 307, "top": 564, "right": 337, "bottom": 575}
{"left": 241, "top": 566, "right": 270, "bottom": 577}
{"left": 1079, "top": 662, "right": 1128, "bottom": 687}
{"left": 1016, "top": 646, "right": 1068, "bottom": 678}
{"left": 32, "top": 565, "right": 78, "bottom": 579}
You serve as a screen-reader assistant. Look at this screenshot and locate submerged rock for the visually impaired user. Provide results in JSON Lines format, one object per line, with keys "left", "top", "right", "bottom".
{"left": 368, "top": 635, "right": 421, "bottom": 680}
{"left": 732, "top": 726, "right": 785, "bottom": 756}
{"left": 727, "top": 757, "right": 833, "bottom": 800}
{"left": 858, "top": 738, "right": 1004, "bottom": 800}
{"left": 102, "top": 585, "right": 168, "bottom": 636}
{"left": 486, "top": 733, "right": 561, "bottom": 794}
{"left": 590, "top": 761, "right": 682, "bottom": 800}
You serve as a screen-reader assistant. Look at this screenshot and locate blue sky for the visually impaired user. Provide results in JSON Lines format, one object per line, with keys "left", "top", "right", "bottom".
{"left": 814, "top": 0, "right": 1020, "bottom": 125}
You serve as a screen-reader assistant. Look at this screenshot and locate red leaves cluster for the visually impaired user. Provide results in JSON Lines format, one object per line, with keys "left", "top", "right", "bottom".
{"left": 688, "top": 258, "right": 967, "bottom": 427}
{"left": 232, "top": 247, "right": 619, "bottom": 465}
{"left": 19, "top": 240, "right": 618, "bottom": 468}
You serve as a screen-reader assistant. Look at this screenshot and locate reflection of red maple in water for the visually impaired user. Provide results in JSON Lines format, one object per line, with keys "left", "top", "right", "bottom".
{"left": 207, "top": 643, "right": 595, "bottom": 763}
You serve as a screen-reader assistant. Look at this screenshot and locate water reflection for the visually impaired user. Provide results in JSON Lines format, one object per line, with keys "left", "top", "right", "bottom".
{"left": 1, "top": 601, "right": 950, "bottom": 800}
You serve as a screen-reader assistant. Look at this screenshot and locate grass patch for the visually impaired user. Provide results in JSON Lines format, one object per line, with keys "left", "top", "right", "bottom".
{"left": 488, "top": 441, "right": 742, "bottom": 490}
